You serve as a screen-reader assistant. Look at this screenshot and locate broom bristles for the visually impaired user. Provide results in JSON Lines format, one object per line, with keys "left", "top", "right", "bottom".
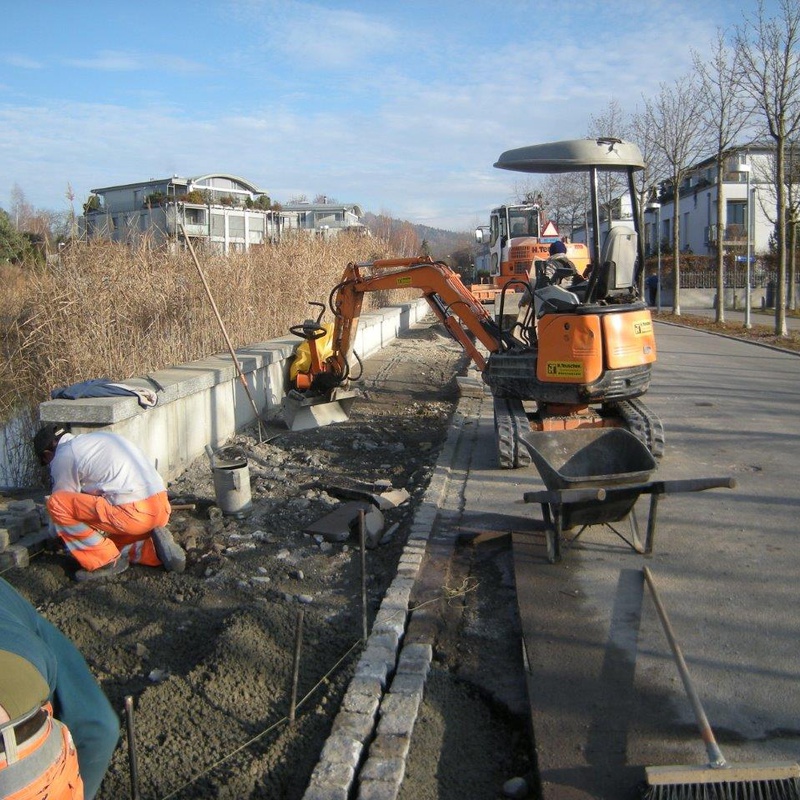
{"left": 643, "top": 762, "right": 800, "bottom": 800}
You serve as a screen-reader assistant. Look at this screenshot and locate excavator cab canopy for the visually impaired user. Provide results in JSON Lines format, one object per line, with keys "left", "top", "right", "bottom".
{"left": 494, "top": 138, "right": 646, "bottom": 280}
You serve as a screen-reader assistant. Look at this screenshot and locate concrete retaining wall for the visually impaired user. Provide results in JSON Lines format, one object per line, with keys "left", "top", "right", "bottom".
{"left": 38, "top": 300, "right": 430, "bottom": 481}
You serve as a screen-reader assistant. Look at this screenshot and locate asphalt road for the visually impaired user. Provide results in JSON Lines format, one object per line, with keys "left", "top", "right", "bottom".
{"left": 445, "top": 321, "right": 800, "bottom": 799}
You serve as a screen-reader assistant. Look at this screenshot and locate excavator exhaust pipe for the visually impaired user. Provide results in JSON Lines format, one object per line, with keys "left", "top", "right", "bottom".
{"left": 282, "top": 388, "right": 358, "bottom": 431}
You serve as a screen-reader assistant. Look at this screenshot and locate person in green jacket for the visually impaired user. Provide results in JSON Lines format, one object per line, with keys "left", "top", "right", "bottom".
{"left": 0, "top": 578, "right": 119, "bottom": 799}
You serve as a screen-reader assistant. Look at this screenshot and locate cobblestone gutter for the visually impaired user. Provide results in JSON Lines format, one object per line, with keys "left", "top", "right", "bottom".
{"left": 302, "top": 396, "right": 480, "bottom": 800}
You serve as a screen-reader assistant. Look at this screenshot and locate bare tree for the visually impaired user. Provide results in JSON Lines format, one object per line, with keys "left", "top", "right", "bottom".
{"left": 693, "top": 30, "right": 753, "bottom": 323}
{"left": 630, "top": 106, "right": 670, "bottom": 253}
{"left": 587, "top": 99, "right": 632, "bottom": 230}
{"left": 541, "top": 172, "right": 588, "bottom": 240}
{"left": 644, "top": 73, "right": 711, "bottom": 314}
{"left": 736, "top": 0, "right": 800, "bottom": 335}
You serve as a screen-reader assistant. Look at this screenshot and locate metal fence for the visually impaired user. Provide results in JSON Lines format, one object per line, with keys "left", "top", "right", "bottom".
{"left": 680, "top": 266, "right": 778, "bottom": 289}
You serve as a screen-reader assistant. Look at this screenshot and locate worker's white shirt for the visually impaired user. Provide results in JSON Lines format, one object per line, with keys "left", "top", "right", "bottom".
{"left": 49, "top": 432, "right": 165, "bottom": 505}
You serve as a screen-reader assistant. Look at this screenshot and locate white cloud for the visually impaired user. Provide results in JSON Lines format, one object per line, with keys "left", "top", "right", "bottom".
{"left": 3, "top": 55, "right": 44, "bottom": 69}
{"left": 63, "top": 50, "right": 207, "bottom": 74}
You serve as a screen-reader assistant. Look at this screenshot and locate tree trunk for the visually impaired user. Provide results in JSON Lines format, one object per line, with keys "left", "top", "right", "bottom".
{"left": 715, "top": 161, "right": 725, "bottom": 322}
{"left": 775, "top": 140, "right": 788, "bottom": 336}
{"left": 673, "top": 189, "right": 681, "bottom": 315}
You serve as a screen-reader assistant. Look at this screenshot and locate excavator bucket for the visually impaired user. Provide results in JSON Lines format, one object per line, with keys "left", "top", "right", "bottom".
{"left": 281, "top": 388, "right": 359, "bottom": 432}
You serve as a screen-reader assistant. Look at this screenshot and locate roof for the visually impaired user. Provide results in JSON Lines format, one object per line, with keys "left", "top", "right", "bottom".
{"left": 494, "top": 138, "right": 645, "bottom": 174}
{"left": 281, "top": 203, "right": 363, "bottom": 216}
{"left": 91, "top": 173, "right": 267, "bottom": 196}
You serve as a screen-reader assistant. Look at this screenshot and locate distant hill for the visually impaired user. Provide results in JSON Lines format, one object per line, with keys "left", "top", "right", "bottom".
{"left": 362, "top": 212, "right": 475, "bottom": 269}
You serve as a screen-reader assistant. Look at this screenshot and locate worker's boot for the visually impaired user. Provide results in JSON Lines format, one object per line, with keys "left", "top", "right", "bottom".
{"left": 74, "top": 553, "right": 129, "bottom": 582}
{"left": 152, "top": 526, "right": 186, "bottom": 574}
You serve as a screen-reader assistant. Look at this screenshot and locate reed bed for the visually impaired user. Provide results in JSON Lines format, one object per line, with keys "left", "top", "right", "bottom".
{"left": 1, "top": 233, "right": 409, "bottom": 484}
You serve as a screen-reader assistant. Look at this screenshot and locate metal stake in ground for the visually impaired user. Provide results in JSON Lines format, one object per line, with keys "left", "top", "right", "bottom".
{"left": 289, "top": 608, "right": 305, "bottom": 724}
{"left": 179, "top": 224, "right": 264, "bottom": 443}
{"left": 124, "top": 695, "right": 141, "bottom": 800}
{"left": 359, "top": 509, "right": 368, "bottom": 642}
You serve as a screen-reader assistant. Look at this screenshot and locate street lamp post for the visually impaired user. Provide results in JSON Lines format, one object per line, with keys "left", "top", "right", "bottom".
{"left": 646, "top": 201, "right": 662, "bottom": 312}
{"left": 736, "top": 162, "right": 753, "bottom": 329}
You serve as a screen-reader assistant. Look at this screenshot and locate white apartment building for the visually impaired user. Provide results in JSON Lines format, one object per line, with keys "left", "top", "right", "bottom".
{"left": 80, "top": 174, "right": 366, "bottom": 253}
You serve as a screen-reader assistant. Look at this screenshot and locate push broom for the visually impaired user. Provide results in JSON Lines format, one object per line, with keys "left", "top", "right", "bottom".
{"left": 642, "top": 566, "right": 800, "bottom": 800}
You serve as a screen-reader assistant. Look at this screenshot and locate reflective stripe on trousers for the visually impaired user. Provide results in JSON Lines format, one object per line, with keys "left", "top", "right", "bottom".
{"left": 0, "top": 708, "right": 83, "bottom": 800}
{"left": 47, "top": 491, "right": 171, "bottom": 570}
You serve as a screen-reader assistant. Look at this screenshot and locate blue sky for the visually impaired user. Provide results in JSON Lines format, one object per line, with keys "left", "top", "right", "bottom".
{"left": 0, "top": 0, "right": 777, "bottom": 231}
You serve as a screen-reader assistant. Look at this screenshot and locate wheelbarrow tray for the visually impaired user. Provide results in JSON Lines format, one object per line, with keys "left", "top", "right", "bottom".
{"left": 519, "top": 427, "right": 656, "bottom": 491}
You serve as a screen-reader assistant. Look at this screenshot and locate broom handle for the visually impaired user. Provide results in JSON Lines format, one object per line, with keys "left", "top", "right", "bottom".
{"left": 643, "top": 567, "right": 727, "bottom": 769}
{"left": 180, "top": 224, "right": 264, "bottom": 443}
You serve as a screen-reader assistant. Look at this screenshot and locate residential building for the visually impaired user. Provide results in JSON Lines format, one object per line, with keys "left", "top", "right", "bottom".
{"left": 280, "top": 201, "right": 366, "bottom": 238}
{"left": 79, "top": 175, "right": 367, "bottom": 252}
{"left": 643, "top": 144, "right": 774, "bottom": 262}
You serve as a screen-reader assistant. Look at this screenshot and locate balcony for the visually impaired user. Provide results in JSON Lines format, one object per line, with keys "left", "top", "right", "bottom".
{"left": 706, "top": 223, "right": 746, "bottom": 246}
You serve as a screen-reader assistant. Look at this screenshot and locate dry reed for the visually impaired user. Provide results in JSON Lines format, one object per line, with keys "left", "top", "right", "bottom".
{"left": 4, "top": 233, "right": 402, "bottom": 410}
{"left": 1, "top": 233, "right": 414, "bottom": 485}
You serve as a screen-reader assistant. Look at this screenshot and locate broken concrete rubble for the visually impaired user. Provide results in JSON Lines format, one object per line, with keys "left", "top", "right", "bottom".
{"left": 0, "top": 498, "right": 53, "bottom": 570}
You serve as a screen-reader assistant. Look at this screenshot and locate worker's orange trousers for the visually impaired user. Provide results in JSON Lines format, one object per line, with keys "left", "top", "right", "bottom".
{"left": 0, "top": 707, "right": 83, "bottom": 800}
{"left": 47, "top": 490, "right": 171, "bottom": 571}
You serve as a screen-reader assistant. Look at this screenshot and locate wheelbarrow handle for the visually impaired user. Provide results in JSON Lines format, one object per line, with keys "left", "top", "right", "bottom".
{"left": 523, "top": 487, "right": 607, "bottom": 505}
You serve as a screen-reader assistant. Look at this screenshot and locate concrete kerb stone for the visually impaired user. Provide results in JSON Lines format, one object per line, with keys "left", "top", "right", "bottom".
{"left": 301, "top": 395, "right": 473, "bottom": 800}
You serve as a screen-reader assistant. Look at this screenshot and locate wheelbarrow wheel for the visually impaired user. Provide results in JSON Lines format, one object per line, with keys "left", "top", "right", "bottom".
{"left": 541, "top": 504, "right": 562, "bottom": 564}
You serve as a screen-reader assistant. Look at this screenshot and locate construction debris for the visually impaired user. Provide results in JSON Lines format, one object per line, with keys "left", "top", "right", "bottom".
{"left": 0, "top": 498, "right": 53, "bottom": 570}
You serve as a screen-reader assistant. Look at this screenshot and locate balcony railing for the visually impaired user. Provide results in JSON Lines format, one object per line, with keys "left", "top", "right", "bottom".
{"left": 706, "top": 223, "right": 746, "bottom": 246}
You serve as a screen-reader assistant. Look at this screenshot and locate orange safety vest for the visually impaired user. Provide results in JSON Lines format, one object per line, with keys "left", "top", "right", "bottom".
{"left": 0, "top": 705, "right": 83, "bottom": 800}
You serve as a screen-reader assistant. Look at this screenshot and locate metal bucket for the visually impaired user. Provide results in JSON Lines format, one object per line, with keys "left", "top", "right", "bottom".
{"left": 212, "top": 456, "right": 252, "bottom": 517}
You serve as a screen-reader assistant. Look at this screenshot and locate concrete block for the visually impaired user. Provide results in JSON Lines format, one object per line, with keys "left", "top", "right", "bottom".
{"left": 304, "top": 501, "right": 370, "bottom": 543}
{"left": 0, "top": 545, "right": 30, "bottom": 569}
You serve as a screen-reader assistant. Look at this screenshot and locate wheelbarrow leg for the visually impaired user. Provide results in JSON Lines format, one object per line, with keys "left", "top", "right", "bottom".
{"left": 644, "top": 492, "right": 660, "bottom": 554}
{"left": 628, "top": 506, "right": 645, "bottom": 554}
{"left": 541, "top": 503, "right": 562, "bottom": 564}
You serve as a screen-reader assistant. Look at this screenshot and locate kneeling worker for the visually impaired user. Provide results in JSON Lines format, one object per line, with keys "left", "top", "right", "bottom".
{"left": 34, "top": 424, "right": 185, "bottom": 581}
{"left": 0, "top": 577, "right": 119, "bottom": 799}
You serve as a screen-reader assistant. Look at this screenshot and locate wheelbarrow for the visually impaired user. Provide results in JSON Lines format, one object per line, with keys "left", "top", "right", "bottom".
{"left": 519, "top": 428, "right": 735, "bottom": 563}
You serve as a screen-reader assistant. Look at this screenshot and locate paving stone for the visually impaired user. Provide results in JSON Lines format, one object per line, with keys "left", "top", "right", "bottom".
{"left": 342, "top": 689, "right": 380, "bottom": 717}
{"left": 319, "top": 735, "right": 363, "bottom": 769}
{"left": 331, "top": 710, "right": 375, "bottom": 744}
{"left": 0, "top": 545, "right": 30, "bottom": 569}
{"left": 359, "top": 756, "right": 405, "bottom": 784}
{"left": 357, "top": 779, "right": 401, "bottom": 800}
{"left": 387, "top": 672, "right": 425, "bottom": 696}
{"left": 367, "top": 733, "right": 411, "bottom": 761}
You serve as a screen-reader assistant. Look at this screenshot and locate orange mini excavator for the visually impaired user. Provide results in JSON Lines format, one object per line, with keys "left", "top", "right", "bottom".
{"left": 285, "top": 138, "right": 663, "bottom": 469}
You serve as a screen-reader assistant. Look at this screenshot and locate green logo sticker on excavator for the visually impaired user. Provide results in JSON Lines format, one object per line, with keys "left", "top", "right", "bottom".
{"left": 546, "top": 361, "right": 583, "bottom": 377}
{"left": 396, "top": 276, "right": 412, "bottom": 286}
{"left": 634, "top": 319, "right": 653, "bottom": 335}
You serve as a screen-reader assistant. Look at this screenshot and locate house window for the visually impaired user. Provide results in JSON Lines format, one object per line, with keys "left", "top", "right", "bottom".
{"left": 185, "top": 208, "right": 206, "bottom": 225}
{"left": 727, "top": 201, "right": 746, "bottom": 226}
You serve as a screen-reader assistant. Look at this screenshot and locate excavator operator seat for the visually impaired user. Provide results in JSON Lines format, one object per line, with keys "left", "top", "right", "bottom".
{"left": 596, "top": 226, "right": 637, "bottom": 299}
{"left": 534, "top": 284, "right": 581, "bottom": 318}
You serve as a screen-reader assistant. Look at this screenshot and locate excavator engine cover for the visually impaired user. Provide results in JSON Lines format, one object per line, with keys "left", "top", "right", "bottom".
{"left": 537, "top": 313, "right": 603, "bottom": 384}
{"left": 602, "top": 308, "right": 656, "bottom": 369}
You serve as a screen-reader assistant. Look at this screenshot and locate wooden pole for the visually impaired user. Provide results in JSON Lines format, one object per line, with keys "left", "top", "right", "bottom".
{"left": 124, "top": 696, "right": 141, "bottom": 800}
{"left": 359, "top": 510, "right": 368, "bottom": 642}
{"left": 180, "top": 224, "right": 264, "bottom": 442}
{"left": 289, "top": 608, "right": 305, "bottom": 723}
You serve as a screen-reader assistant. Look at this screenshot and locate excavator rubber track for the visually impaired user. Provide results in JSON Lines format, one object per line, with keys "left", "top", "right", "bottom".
{"left": 607, "top": 397, "right": 665, "bottom": 459}
{"left": 493, "top": 397, "right": 533, "bottom": 469}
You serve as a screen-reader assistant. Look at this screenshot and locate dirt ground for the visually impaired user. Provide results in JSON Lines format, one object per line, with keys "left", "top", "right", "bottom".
{"left": 5, "top": 318, "right": 533, "bottom": 800}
